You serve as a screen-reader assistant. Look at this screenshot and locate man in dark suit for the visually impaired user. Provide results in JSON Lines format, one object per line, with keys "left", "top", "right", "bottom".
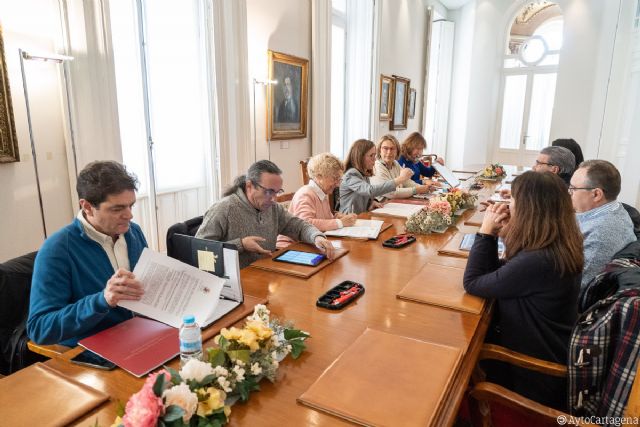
{"left": 276, "top": 76, "right": 298, "bottom": 123}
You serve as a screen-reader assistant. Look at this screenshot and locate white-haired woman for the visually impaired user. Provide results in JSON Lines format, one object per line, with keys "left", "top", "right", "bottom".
{"left": 277, "top": 153, "right": 357, "bottom": 248}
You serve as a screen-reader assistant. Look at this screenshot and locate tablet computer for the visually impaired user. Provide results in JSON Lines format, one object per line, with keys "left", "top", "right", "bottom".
{"left": 273, "top": 250, "right": 326, "bottom": 266}
{"left": 432, "top": 162, "right": 461, "bottom": 188}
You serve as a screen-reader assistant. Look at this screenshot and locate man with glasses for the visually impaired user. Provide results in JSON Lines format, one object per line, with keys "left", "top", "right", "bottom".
{"left": 196, "top": 160, "right": 335, "bottom": 268}
{"left": 569, "top": 160, "right": 635, "bottom": 287}
{"left": 532, "top": 146, "right": 576, "bottom": 185}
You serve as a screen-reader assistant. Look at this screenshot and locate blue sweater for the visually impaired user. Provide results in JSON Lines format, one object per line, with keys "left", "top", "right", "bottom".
{"left": 27, "top": 219, "right": 147, "bottom": 346}
{"left": 398, "top": 155, "right": 436, "bottom": 184}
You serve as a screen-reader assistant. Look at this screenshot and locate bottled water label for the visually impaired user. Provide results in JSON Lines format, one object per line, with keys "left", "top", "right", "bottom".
{"left": 180, "top": 339, "right": 202, "bottom": 352}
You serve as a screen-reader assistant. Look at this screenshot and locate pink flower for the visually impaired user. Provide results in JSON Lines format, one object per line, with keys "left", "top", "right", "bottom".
{"left": 495, "top": 167, "right": 503, "bottom": 175}
{"left": 145, "top": 369, "right": 172, "bottom": 390}
{"left": 122, "top": 385, "right": 164, "bottom": 427}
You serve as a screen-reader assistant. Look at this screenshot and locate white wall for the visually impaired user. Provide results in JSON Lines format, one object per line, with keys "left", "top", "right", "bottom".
{"left": 0, "top": 0, "right": 74, "bottom": 261}
{"left": 246, "top": 0, "right": 312, "bottom": 192}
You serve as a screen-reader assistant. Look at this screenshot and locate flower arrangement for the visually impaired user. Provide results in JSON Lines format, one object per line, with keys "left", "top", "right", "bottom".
{"left": 112, "top": 305, "right": 309, "bottom": 427}
{"left": 480, "top": 163, "right": 507, "bottom": 179}
{"left": 445, "top": 188, "right": 478, "bottom": 213}
{"left": 405, "top": 196, "right": 453, "bottom": 234}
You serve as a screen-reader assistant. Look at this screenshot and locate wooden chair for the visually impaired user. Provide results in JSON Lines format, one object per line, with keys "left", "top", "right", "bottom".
{"left": 469, "top": 343, "right": 640, "bottom": 426}
{"left": 276, "top": 192, "right": 294, "bottom": 210}
{"left": 300, "top": 159, "right": 310, "bottom": 186}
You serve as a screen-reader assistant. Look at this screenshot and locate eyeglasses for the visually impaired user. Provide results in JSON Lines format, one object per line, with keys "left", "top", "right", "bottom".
{"left": 535, "top": 160, "right": 554, "bottom": 167}
{"left": 254, "top": 182, "right": 285, "bottom": 198}
{"left": 568, "top": 185, "right": 596, "bottom": 195}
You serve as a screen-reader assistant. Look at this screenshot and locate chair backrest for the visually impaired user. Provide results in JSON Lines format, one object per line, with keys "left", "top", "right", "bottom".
{"left": 0, "top": 252, "right": 45, "bottom": 374}
{"left": 622, "top": 203, "right": 640, "bottom": 240}
{"left": 276, "top": 192, "right": 294, "bottom": 210}
{"left": 300, "top": 159, "right": 310, "bottom": 186}
{"left": 166, "top": 216, "right": 204, "bottom": 258}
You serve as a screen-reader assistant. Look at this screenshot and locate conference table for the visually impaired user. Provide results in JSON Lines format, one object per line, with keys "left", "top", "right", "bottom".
{"left": 42, "top": 176, "right": 506, "bottom": 426}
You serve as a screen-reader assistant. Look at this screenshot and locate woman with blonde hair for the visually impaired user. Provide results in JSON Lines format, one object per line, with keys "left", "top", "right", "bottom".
{"left": 464, "top": 171, "right": 583, "bottom": 410}
{"left": 397, "top": 132, "right": 443, "bottom": 184}
{"left": 277, "top": 153, "right": 357, "bottom": 248}
{"left": 371, "top": 134, "right": 435, "bottom": 199}
{"left": 338, "top": 139, "right": 413, "bottom": 214}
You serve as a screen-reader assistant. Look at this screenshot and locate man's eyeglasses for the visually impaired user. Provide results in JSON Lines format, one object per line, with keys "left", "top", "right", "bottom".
{"left": 254, "top": 182, "right": 285, "bottom": 198}
{"left": 535, "top": 160, "right": 554, "bottom": 167}
{"left": 568, "top": 185, "right": 596, "bottom": 195}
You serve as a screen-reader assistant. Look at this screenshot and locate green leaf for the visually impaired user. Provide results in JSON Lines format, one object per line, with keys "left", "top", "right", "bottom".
{"left": 153, "top": 372, "right": 166, "bottom": 397}
{"left": 290, "top": 339, "right": 306, "bottom": 359}
{"left": 215, "top": 335, "right": 228, "bottom": 350}
{"left": 158, "top": 420, "right": 166, "bottom": 427}
{"left": 197, "top": 417, "right": 214, "bottom": 427}
{"left": 165, "top": 366, "right": 183, "bottom": 385}
{"left": 197, "top": 374, "right": 217, "bottom": 387}
{"left": 163, "top": 405, "right": 185, "bottom": 422}
{"left": 208, "top": 348, "right": 226, "bottom": 367}
{"left": 283, "top": 329, "right": 310, "bottom": 340}
{"left": 236, "top": 376, "right": 260, "bottom": 402}
{"left": 115, "top": 399, "right": 126, "bottom": 417}
{"left": 227, "top": 349, "right": 251, "bottom": 363}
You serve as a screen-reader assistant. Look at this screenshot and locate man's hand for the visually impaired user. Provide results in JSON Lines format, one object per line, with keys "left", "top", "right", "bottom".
{"left": 241, "top": 236, "right": 272, "bottom": 255}
{"left": 104, "top": 268, "right": 144, "bottom": 307}
{"left": 314, "top": 236, "right": 335, "bottom": 260}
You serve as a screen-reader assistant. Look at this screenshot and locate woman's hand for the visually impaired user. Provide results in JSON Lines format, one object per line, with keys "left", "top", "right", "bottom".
{"left": 337, "top": 213, "right": 357, "bottom": 227}
{"left": 369, "top": 200, "right": 384, "bottom": 211}
{"left": 479, "top": 203, "right": 510, "bottom": 236}
{"left": 396, "top": 168, "right": 414, "bottom": 184}
{"left": 435, "top": 157, "right": 445, "bottom": 166}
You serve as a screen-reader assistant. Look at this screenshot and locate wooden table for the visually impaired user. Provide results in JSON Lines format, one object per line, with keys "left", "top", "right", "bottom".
{"left": 46, "top": 202, "right": 497, "bottom": 426}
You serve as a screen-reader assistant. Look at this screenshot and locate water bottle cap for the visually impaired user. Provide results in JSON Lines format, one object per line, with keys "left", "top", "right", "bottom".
{"left": 183, "top": 315, "right": 195, "bottom": 324}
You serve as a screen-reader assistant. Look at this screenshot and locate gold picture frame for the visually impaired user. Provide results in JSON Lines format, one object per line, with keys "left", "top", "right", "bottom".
{"left": 390, "top": 75, "right": 410, "bottom": 130}
{"left": 0, "top": 25, "right": 19, "bottom": 163}
{"left": 379, "top": 74, "right": 393, "bottom": 121}
{"left": 267, "top": 50, "right": 308, "bottom": 140}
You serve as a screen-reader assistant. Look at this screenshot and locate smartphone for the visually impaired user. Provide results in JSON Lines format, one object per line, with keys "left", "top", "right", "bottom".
{"left": 70, "top": 350, "right": 117, "bottom": 370}
{"left": 273, "top": 250, "right": 326, "bottom": 266}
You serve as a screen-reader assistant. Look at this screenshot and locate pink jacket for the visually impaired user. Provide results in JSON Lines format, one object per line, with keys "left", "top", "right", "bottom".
{"left": 276, "top": 184, "right": 340, "bottom": 248}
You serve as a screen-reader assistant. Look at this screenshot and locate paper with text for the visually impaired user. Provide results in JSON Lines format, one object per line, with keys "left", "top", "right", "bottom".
{"left": 371, "top": 203, "right": 424, "bottom": 218}
{"left": 325, "top": 219, "right": 385, "bottom": 239}
{"left": 120, "top": 248, "right": 225, "bottom": 328}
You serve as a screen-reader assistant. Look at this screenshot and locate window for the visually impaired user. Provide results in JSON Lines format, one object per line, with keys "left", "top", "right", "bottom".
{"left": 109, "top": 0, "right": 218, "bottom": 250}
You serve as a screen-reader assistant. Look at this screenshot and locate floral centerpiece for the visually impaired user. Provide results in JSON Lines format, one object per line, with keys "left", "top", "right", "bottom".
{"left": 405, "top": 197, "right": 453, "bottom": 234}
{"left": 112, "top": 305, "right": 309, "bottom": 427}
{"left": 445, "top": 188, "right": 478, "bottom": 214}
{"left": 480, "top": 163, "right": 507, "bottom": 179}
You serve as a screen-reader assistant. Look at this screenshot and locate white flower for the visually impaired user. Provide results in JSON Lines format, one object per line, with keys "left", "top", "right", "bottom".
{"left": 234, "top": 359, "right": 245, "bottom": 367}
{"left": 247, "top": 304, "right": 270, "bottom": 323}
{"left": 212, "top": 366, "right": 229, "bottom": 377}
{"left": 286, "top": 344, "right": 292, "bottom": 353}
{"left": 271, "top": 359, "right": 279, "bottom": 369}
{"left": 233, "top": 364, "right": 246, "bottom": 382}
{"left": 179, "top": 359, "right": 214, "bottom": 382}
{"left": 162, "top": 383, "right": 198, "bottom": 422}
{"left": 250, "top": 362, "right": 262, "bottom": 375}
{"left": 217, "top": 376, "right": 232, "bottom": 392}
{"left": 271, "top": 334, "right": 280, "bottom": 347}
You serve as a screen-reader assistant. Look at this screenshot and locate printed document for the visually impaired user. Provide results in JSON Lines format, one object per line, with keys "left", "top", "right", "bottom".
{"left": 119, "top": 248, "right": 225, "bottom": 328}
{"left": 325, "top": 219, "right": 385, "bottom": 239}
{"left": 371, "top": 203, "right": 424, "bottom": 219}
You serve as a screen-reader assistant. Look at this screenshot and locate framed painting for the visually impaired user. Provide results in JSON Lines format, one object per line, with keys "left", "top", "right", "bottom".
{"left": 267, "top": 50, "right": 308, "bottom": 140}
{"left": 379, "top": 75, "right": 393, "bottom": 121}
{"left": 390, "top": 76, "right": 410, "bottom": 130}
{"left": 408, "top": 88, "right": 417, "bottom": 119}
{"left": 0, "top": 25, "right": 19, "bottom": 163}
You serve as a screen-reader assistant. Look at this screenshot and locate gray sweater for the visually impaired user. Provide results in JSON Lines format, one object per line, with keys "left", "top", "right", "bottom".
{"left": 577, "top": 201, "right": 636, "bottom": 287}
{"left": 195, "top": 188, "right": 324, "bottom": 268}
{"left": 338, "top": 168, "right": 397, "bottom": 214}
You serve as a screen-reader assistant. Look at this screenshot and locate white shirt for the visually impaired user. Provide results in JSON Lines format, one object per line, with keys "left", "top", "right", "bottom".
{"left": 77, "top": 211, "right": 130, "bottom": 272}
{"left": 309, "top": 179, "right": 343, "bottom": 228}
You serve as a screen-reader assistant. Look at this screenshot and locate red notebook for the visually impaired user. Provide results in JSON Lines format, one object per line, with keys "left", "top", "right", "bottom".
{"left": 79, "top": 317, "right": 178, "bottom": 377}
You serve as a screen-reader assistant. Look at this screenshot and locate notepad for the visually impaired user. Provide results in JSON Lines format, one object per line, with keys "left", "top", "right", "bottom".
{"left": 459, "top": 233, "right": 505, "bottom": 257}
{"left": 371, "top": 203, "right": 424, "bottom": 218}
{"left": 298, "top": 328, "right": 462, "bottom": 427}
{"left": 324, "top": 219, "right": 385, "bottom": 239}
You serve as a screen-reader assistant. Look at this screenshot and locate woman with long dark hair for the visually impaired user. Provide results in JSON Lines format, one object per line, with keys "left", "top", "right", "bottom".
{"left": 464, "top": 171, "right": 584, "bottom": 410}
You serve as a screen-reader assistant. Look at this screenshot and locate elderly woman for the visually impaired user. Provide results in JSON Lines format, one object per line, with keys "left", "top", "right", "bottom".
{"left": 339, "top": 139, "right": 413, "bottom": 214}
{"left": 397, "top": 132, "right": 444, "bottom": 184}
{"left": 277, "top": 153, "right": 357, "bottom": 248}
{"left": 371, "top": 134, "right": 434, "bottom": 199}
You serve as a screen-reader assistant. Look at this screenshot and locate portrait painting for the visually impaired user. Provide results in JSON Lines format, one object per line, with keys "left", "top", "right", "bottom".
{"left": 267, "top": 50, "right": 308, "bottom": 140}
{"left": 390, "top": 76, "right": 410, "bottom": 130}
{"left": 0, "top": 25, "right": 19, "bottom": 163}
{"left": 379, "top": 75, "right": 393, "bottom": 121}
{"left": 408, "top": 88, "right": 416, "bottom": 119}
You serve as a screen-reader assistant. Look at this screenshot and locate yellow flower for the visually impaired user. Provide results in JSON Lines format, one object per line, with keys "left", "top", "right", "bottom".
{"left": 224, "top": 405, "right": 232, "bottom": 417}
{"left": 219, "top": 326, "right": 243, "bottom": 342}
{"left": 239, "top": 328, "right": 259, "bottom": 351}
{"left": 110, "top": 416, "right": 122, "bottom": 427}
{"left": 196, "top": 387, "right": 227, "bottom": 417}
{"left": 245, "top": 320, "right": 273, "bottom": 341}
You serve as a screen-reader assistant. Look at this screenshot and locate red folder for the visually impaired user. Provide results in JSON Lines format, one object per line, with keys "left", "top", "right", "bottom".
{"left": 79, "top": 317, "right": 178, "bottom": 377}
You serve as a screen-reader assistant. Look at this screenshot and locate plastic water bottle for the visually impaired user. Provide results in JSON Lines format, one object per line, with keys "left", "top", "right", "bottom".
{"left": 179, "top": 315, "right": 202, "bottom": 367}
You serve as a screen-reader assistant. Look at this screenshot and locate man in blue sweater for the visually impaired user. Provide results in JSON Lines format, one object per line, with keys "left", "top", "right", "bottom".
{"left": 28, "top": 161, "right": 147, "bottom": 346}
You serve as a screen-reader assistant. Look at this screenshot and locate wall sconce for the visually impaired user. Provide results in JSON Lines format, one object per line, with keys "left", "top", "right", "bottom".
{"left": 19, "top": 49, "right": 76, "bottom": 239}
{"left": 252, "top": 78, "right": 278, "bottom": 161}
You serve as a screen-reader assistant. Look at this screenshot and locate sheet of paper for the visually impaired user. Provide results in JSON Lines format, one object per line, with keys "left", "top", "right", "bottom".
{"left": 197, "top": 250, "right": 216, "bottom": 272}
{"left": 371, "top": 203, "right": 424, "bottom": 218}
{"left": 120, "top": 248, "right": 225, "bottom": 328}
{"left": 325, "top": 219, "right": 384, "bottom": 239}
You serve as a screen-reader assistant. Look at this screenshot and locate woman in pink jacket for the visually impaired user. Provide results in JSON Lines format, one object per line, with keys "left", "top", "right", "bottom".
{"left": 277, "top": 153, "right": 357, "bottom": 248}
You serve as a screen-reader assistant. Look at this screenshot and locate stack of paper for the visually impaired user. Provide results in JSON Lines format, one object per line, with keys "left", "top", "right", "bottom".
{"left": 371, "top": 203, "right": 424, "bottom": 218}
{"left": 324, "top": 219, "right": 384, "bottom": 239}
